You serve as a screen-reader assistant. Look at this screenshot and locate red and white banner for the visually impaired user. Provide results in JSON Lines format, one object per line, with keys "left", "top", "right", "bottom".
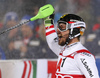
{"left": 0, "top": 60, "right": 33, "bottom": 78}
{"left": 0, "top": 59, "right": 57, "bottom": 78}
{"left": 36, "top": 59, "right": 57, "bottom": 78}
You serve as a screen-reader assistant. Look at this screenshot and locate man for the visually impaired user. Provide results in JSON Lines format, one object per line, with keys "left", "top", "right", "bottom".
{"left": 1, "top": 12, "right": 20, "bottom": 59}
{"left": 44, "top": 14, "right": 99, "bottom": 78}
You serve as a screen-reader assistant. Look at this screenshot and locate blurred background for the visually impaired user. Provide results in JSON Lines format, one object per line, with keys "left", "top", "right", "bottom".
{"left": 0, "top": 0, "right": 100, "bottom": 60}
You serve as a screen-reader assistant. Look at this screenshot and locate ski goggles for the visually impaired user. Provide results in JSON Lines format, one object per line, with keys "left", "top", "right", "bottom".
{"left": 57, "top": 21, "right": 69, "bottom": 32}
{"left": 57, "top": 21, "right": 86, "bottom": 32}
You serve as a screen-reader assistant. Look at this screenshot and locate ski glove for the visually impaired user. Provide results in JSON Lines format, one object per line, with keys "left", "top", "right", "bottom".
{"left": 44, "top": 14, "right": 54, "bottom": 27}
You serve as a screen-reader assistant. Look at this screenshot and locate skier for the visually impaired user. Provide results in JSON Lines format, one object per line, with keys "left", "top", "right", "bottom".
{"left": 44, "top": 14, "right": 99, "bottom": 78}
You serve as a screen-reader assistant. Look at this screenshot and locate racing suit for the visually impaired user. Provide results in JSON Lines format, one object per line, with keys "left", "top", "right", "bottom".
{"left": 45, "top": 25, "right": 99, "bottom": 78}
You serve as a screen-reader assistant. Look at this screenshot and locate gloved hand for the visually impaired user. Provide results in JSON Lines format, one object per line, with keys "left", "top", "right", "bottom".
{"left": 44, "top": 14, "right": 54, "bottom": 26}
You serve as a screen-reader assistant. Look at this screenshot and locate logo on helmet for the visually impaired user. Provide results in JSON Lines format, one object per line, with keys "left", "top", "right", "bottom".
{"left": 80, "top": 28, "right": 85, "bottom": 35}
{"left": 74, "top": 23, "right": 84, "bottom": 26}
{"left": 60, "top": 14, "right": 68, "bottom": 18}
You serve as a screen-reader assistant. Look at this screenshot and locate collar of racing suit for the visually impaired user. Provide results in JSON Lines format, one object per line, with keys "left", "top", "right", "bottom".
{"left": 66, "top": 42, "right": 78, "bottom": 48}
{"left": 60, "top": 41, "right": 87, "bottom": 56}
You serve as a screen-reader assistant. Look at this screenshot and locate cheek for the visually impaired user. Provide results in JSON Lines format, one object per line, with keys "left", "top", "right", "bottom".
{"left": 62, "top": 31, "right": 69, "bottom": 37}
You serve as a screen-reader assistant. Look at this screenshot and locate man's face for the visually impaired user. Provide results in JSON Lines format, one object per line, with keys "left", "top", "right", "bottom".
{"left": 57, "top": 23, "right": 70, "bottom": 46}
{"left": 7, "top": 20, "right": 17, "bottom": 27}
{"left": 21, "top": 25, "right": 33, "bottom": 37}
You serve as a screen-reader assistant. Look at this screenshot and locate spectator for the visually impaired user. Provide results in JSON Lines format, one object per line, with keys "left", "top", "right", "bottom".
{"left": 20, "top": 15, "right": 57, "bottom": 59}
{"left": 0, "top": 12, "right": 21, "bottom": 59}
{"left": 19, "top": 15, "right": 40, "bottom": 59}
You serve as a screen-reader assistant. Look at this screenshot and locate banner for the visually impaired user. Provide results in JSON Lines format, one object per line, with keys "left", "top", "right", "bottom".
{"left": 0, "top": 58, "right": 99, "bottom": 78}
{"left": 0, "top": 59, "right": 57, "bottom": 78}
{"left": 48, "top": 60, "right": 57, "bottom": 78}
{"left": 36, "top": 59, "right": 48, "bottom": 78}
{"left": 31, "top": 60, "right": 37, "bottom": 78}
{"left": 0, "top": 60, "right": 33, "bottom": 78}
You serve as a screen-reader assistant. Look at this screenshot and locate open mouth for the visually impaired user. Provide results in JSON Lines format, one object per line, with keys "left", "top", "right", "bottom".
{"left": 58, "top": 36, "right": 62, "bottom": 38}
{"left": 58, "top": 35, "right": 63, "bottom": 41}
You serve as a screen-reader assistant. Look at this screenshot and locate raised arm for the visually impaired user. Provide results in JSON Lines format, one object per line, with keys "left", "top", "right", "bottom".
{"left": 44, "top": 14, "right": 62, "bottom": 56}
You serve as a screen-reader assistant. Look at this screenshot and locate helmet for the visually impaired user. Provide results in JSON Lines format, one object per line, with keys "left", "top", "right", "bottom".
{"left": 57, "top": 14, "right": 86, "bottom": 43}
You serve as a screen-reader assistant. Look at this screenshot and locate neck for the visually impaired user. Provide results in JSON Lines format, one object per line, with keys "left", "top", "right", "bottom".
{"left": 67, "top": 37, "right": 79, "bottom": 46}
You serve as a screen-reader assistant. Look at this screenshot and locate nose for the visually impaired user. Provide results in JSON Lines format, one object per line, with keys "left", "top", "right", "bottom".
{"left": 57, "top": 28, "right": 61, "bottom": 34}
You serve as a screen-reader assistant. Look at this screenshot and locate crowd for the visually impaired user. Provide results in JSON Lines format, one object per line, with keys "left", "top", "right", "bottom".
{"left": 0, "top": 0, "right": 100, "bottom": 59}
{"left": 0, "top": 11, "right": 57, "bottom": 59}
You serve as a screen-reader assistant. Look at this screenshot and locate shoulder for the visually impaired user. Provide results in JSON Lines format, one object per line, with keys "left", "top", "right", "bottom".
{"left": 74, "top": 52, "right": 96, "bottom": 72}
{"left": 74, "top": 51, "right": 95, "bottom": 63}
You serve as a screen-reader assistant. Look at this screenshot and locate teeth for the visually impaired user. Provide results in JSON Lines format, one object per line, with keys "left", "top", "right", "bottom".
{"left": 58, "top": 36, "right": 62, "bottom": 38}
